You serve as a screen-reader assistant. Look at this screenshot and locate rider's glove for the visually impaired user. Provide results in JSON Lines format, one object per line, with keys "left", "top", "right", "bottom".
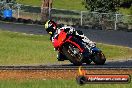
{"left": 89, "top": 41, "right": 96, "bottom": 48}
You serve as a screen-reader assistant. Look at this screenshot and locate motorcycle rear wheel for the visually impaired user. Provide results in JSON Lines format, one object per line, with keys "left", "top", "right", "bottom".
{"left": 92, "top": 52, "right": 106, "bottom": 65}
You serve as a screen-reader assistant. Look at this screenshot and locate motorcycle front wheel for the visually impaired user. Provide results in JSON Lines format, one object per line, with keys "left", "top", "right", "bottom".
{"left": 62, "top": 44, "right": 83, "bottom": 66}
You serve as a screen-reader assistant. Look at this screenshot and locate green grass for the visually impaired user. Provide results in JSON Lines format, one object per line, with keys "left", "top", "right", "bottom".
{"left": 0, "top": 30, "right": 57, "bottom": 65}
{"left": 16, "top": 0, "right": 86, "bottom": 11}
{"left": 16, "top": 0, "right": 42, "bottom": 6}
{"left": 0, "top": 79, "right": 131, "bottom": 88}
{"left": 0, "top": 30, "right": 132, "bottom": 65}
{"left": 53, "top": 0, "right": 86, "bottom": 11}
{"left": 97, "top": 43, "right": 132, "bottom": 60}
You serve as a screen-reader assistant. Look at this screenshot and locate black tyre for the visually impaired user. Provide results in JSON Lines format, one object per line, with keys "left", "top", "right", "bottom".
{"left": 92, "top": 52, "right": 106, "bottom": 65}
{"left": 85, "top": 59, "right": 92, "bottom": 65}
{"left": 62, "top": 44, "right": 83, "bottom": 66}
{"left": 57, "top": 52, "right": 67, "bottom": 61}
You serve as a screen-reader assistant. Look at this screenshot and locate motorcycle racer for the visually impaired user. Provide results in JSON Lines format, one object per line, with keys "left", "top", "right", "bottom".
{"left": 44, "top": 20, "right": 96, "bottom": 61}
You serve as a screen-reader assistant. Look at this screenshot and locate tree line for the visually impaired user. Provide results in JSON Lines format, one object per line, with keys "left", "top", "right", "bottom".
{"left": 82, "top": 0, "right": 132, "bottom": 13}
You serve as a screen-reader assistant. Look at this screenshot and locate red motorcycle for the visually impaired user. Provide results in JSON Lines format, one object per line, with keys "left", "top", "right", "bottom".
{"left": 53, "top": 29, "right": 106, "bottom": 65}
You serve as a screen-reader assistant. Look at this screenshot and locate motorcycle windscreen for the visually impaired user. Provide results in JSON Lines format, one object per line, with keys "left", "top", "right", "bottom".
{"left": 53, "top": 31, "right": 67, "bottom": 48}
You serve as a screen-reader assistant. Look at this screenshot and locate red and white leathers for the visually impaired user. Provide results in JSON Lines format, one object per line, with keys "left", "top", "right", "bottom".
{"left": 50, "top": 26, "right": 96, "bottom": 49}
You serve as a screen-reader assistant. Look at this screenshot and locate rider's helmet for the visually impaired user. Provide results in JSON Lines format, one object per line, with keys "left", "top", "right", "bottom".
{"left": 44, "top": 20, "right": 57, "bottom": 35}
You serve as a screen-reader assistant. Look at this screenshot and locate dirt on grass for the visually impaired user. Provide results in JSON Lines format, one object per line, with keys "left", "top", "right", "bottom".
{"left": 0, "top": 69, "right": 132, "bottom": 80}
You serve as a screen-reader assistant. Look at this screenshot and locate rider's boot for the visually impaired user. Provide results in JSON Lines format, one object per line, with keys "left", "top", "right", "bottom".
{"left": 57, "top": 52, "right": 67, "bottom": 61}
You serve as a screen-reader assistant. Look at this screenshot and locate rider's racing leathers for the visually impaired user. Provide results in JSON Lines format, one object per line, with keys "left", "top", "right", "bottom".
{"left": 50, "top": 26, "right": 96, "bottom": 61}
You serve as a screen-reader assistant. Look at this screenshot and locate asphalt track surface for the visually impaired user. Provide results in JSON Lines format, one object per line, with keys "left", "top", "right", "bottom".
{"left": 0, "top": 59, "right": 132, "bottom": 70}
{"left": 0, "top": 21, "right": 132, "bottom": 69}
{"left": 0, "top": 21, "right": 132, "bottom": 48}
